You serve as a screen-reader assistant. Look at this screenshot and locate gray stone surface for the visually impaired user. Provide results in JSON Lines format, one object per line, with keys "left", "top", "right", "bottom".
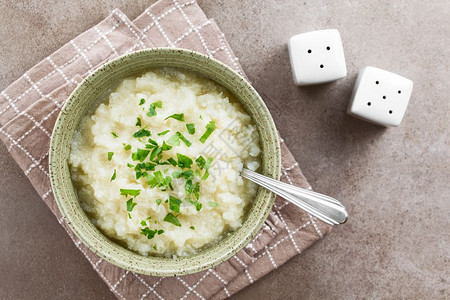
{"left": 0, "top": 0, "right": 449, "bottom": 299}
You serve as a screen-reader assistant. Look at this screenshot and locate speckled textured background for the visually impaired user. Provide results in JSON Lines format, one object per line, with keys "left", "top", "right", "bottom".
{"left": 0, "top": 0, "right": 449, "bottom": 299}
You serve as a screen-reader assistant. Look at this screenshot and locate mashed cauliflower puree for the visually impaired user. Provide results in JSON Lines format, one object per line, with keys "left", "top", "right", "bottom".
{"left": 69, "top": 68, "right": 261, "bottom": 257}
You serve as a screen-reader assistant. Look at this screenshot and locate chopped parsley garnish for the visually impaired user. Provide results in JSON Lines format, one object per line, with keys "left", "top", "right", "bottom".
{"left": 136, "top": 117, "right": 142, "bottom": 127}
{"left": 190, "top": 226, "right": 195, "bottom": 230}
{"left": 167, "top": 157, "right": 177, "bottom": 166}
{"left": 127, "top": 163, "right": 134, "bottom": 168}
{"left": 147, "top": 171, "right": 173, "bottom": 190}
{"left": 147, "top": 105, "right": 157, "bottom": 117}
{"left": 176, "top": 132, "right": 192, "bottom": 147}
{"left": 123, "top": 144, "right": 132, "bottom": 151}
{"left": 110, "top": 169, "right": 116, "bottom": 182}
{"left": 208, "top": 201, "right": 218, "bottom": 207}
{"left": 195, "top": 156, "right": 206, "bottom": 169}
{"left": 107, "top": 152, "right": 114, "bottom": 161}
{"left": 156, "top": 199, "right": 162, "bottom": 206}
{"left": 133, "top": 128, "right": 151, "bottom": 138}
{"left": 165, "top": 113, "right": 185, "bottom": 122}
{"left": 186, "top": 123, "right": 195, "bottom": 134}
{"left": 134, "top": 162, "right": 156, "bottom": 179}
{"left": 111, "top": 132, "right": 118, "bottom": 138}
{"left": 161, "top": 141, "right": 172, "bottom": 151}
{"left": 126, "top": 198, "right": 137, "bottom": 211}
{"left": 199, "top": 121, "right": 215, "bottom": 143}
{"left": 153, "top": 244, "right": 157, "bottom": 250}
{"left": 201, "top": 170, "right": 210, "bottom": 180}
{"left": 157, "top": 130, "right": 170, "bottom": 136}
{"left": 141, "top": 220, "right": 147, "bottom": 226}
{"left": 166, "top": 133, "right": 180, "bottom": 146}
{"left": 193, "top": 182, "right": 200, "bottom": 200}
{"left": 205, "top": 157, "right": 213, "bottom": 169}
{"left": 120, "top": 189, "right": 141, "bottom": 197}
{"left": 139, "top": 98, "right": 145, "bottom": 105}
{"left": 150, "top": 146, "right": 162, "bottom": 161}
{"left": 147, "top": 101, "right": 162, "bottom": 117}
{"left": 185, "top": 179, "right": 194, "bottom": 195}
{"left": 176, "top": 153, "right": 193, "bottom": 169}
{"left": 140, "top": 227, "right": 164, "bottom": 239}
{"left": 163, "top": 213, "right": 182, "bottom": 227}
{"left": 132, "top": 149, "right": 150, "bottom": 162}
{"left": 187, "top": 199, "right": 202, "bottom": 211}
{"left": 169, "top": 196, "right": 182, "bottom": 213}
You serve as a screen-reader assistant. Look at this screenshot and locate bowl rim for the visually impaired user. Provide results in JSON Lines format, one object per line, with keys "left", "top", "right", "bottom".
{"left": 49, "top": 47, "right": 281, "bottom": 276}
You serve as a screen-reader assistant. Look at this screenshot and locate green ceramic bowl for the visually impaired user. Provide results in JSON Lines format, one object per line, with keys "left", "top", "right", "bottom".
{"left": 49, "top": 48, "right": 280, "bottom": 276}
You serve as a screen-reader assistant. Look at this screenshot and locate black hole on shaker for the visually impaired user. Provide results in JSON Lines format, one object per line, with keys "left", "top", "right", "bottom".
{"left": 383, "top": 96, "right": 386, "bottom": 99}
{"left": 398, "top": 90, "right": 401, "bottom": 94}
{"left": 308, "top": 49, "right": 312, "bottom": 53}
{"left": 367, "top": 102, "right": 371, "bottom": 106}
{"left": 326, "top": 46, "right": 331, "bottom": 50}
{"left": 389, "top": 110, "right": 393, "bottom": 114}
{"left": 320, "top": 64, "right": 324, "bottom": 68}
{"left": 376, "top": 81, "right": 379, "bottom": 84}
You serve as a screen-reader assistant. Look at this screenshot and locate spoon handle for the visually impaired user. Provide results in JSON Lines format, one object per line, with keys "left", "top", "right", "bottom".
{"left": 241, "top": 168, "right": 348, "bottom": 225}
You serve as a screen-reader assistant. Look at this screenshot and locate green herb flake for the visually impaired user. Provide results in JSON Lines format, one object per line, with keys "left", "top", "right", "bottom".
{"left": 193, "top": 182, "right": 200, "bottom": 200}
{"left": 128, "top": 213, "right": 132, "bottom": 219}
{"left": 153, "top": 100, "right": 162, "bottom": 108}
{"left": 110, "top": 169, "right": 117, "bottom": 182}
{"left": 195, "top": 155, "right": 206, "bottom": 170}
{"left": 123, "top": 144, "right": 132, "bottom": 151}
{"left": 147, "top": 101, "right": 162, "bottom": 117}
{"left": 185, "top": 179, "right": 194, "bottom": 196}
{"left": 163, "top": 213, "right": 182, "bottom": 227}
{"left": 190, "top": 226, "right": 195, "bottom": 230}
{"left": 150, "top": 146, "right": 162, "bottom": 161}
{"left": 153, "top": 244, "right": 157, "bottom": 250}
{"left": 111, "top": 132, "right": 118, "bottom": 138}
{"left": 139, "top": 98, "right": 146, "bottom": 106}
{"left": 208, "top": 201, "right": 218, "bottom": 207}
{"left": 157, "top": 130, "right": 170, "bottom": 136}
{"left": 161, "top": 141, "right": 172, "bottom": 151}
{"left": 199, "top": 121, "right": 215, "bottom": 143}
{"left": 126, "top": 198, "right": 137, "bottom": 212}
{"left": 140, "top": 227, "right": 158, "bottom": 239}
{"left": 201, "top": 169, "right": 210, "bottom": 180}
{"left": 131, "top": 148, "right": 150, "bottom": 162}
{"left": 166, "top": 134, "right": 180, "bottom": 146}
{"left": 187, "top": 199, "right": 202, "bottom": 211}
{"left": 156, "top": 198, "right": 162, "bottom": 206}
{"left": 127, "top": 163, "right": 134, "bottom": 168}
{"left": 136, "top": 117, "right": 142, "bottom": 127}
{"left": 140, "top": 220, "right": 147, "bottom": 226}
{"left": 176, "top": 132, "right": 192, "bottom": 147}
{"left": 107, "top": 152, "right": 114, "bottom": 161}
{"left": 176, "top": 153, "right": 193, "bottom": 169}
{"left": 186, "top": 123, "right": 195, "bottom": 134}
{"left": 147, "top": 138, "right": 158, "bottom": 146}
{"left": 147, "top": 105, "right": 157, "bottom": 117}
{"left": 167, "top": 157, "right": 177, "bottom": 166}
{"left": 120, "top": 189, "right": 141, "bottom": 197}
{"left": 205, "top": 157, "right": 213, "bottom": 170}
{"left": 169, "top": 196, "right": 182, "bottom": 213}
{"left": 133, "top": 128, "right": 151, "bottom": 138}
{"left": 165, "top": 113, "right": 185, "bottom": 122}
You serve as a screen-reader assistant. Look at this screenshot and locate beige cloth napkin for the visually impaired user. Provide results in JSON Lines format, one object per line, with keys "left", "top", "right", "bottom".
{"left": 0, "top": 0, "right": 332, "bottom": 298}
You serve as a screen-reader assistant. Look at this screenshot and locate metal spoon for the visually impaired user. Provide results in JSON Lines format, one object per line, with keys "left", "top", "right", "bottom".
{"left": 241, "top": 168, "right": 348, "bottom": 225}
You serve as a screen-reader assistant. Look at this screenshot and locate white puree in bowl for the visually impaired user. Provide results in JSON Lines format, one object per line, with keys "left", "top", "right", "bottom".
{"left": 69, "top": 68, "right": 261, "bottom": 257}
